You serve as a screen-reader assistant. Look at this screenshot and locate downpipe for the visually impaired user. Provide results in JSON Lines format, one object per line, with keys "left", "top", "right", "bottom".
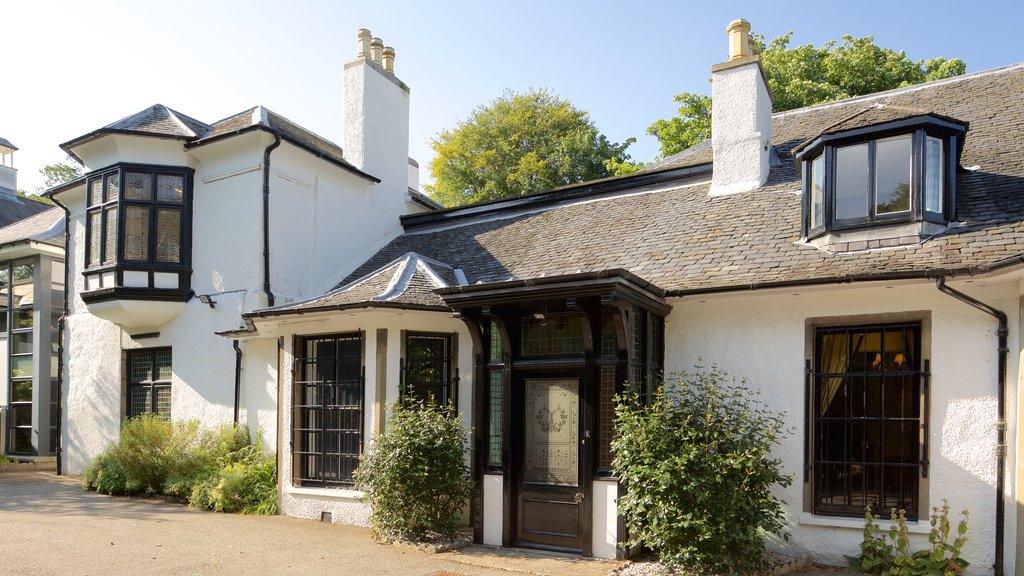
{"left": 935, "top": 277, "right": 1006, "bottom": 576}
{"left": 262, "top": 132, "right": 281, "bottom": 307}
{"left": 233, "top": 340, "right": 242, "bottom": 425}
{"left": 48, "top": 194, "right": 72, "bottom": 476}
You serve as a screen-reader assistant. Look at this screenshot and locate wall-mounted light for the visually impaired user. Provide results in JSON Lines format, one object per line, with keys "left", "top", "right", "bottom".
{"left": 198, "top": 294, "right": 216, "bottom": 309}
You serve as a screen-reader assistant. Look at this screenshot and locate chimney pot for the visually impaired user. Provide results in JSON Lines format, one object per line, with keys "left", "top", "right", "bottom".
{"left": 726, "top": 18, "right": 752, "bottom": 60}
{"left": 370, "top": 38, "right": 384, "bottom": 63}
{"left": 357, "top": 29, "right": 372, "bottom": 59}
{"left": 382, "top": 46, "right": 395, "bottom": 73}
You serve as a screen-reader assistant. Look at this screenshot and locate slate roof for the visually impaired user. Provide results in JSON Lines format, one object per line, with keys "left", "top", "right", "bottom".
{"left": 0, "top": 137, "right": 17, "bottom": 151}
{"left": 337, "top": 63, "right": 1024, "bottom": 296}
{"left": 0, "top": 207, "right": 64, "bottom": 248}
{"left": 253, "top": 253, "right": 458, "bottom": 316}
{"left": 59, "top": 104, "right": 374, "bottom": 182}
{"left": 0, "top": 192, "right": 53, "bottom": 229}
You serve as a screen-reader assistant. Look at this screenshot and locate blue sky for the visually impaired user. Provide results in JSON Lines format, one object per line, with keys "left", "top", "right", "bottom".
{"left": 4, "top": 0, "right": 1022, "bottom": 194}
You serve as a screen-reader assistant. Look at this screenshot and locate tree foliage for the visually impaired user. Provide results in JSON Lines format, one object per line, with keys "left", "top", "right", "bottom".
{"left": 38, "top": 156, "right": 82, "bottom": 192}
{"left": 648, "top": 33, "right": 966, "bottom": 157}
{"left": 427, "top": 88, "right": 639, "bottom": 206}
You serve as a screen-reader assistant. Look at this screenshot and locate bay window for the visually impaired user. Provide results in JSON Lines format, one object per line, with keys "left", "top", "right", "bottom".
{"left": 83, "top": 164, "right": 192, "bottom": 299}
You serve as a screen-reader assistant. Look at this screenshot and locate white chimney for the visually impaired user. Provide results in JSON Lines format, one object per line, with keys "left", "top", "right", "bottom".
{"left": 0, "top": 138, "right": 17, "bottom": 194}
{"left": 709, "top": 18, "right": 773, "bottom": 196}
{"left": 343, "top": 29, "right": 410, "bottom": 205}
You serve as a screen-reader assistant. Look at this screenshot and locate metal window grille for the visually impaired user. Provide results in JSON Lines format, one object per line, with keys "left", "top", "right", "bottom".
{"left": 402, "top": 333, "right": 454, "bottom": 407}
{"left": 293, "top": 333, "right": 364, "bottom": 487}
{"left": 126, "top": 348, "right": 173, "bottom": 420}
{"left": 811, "top": 323, "right": 924, "bottom": 519}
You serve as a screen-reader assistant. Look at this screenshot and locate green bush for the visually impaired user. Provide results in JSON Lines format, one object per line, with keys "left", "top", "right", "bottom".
{"left": 354, "top": 402, "right": 473, "bottom": 540}
{"left": 189, "top": 444, "right": 278, "bottom": 515}
{"left": 611, "top": 367, "right": 792, "bottom": 574}
{"left": 81, "top": 418, "right": 278, "bottom": 516}
{"left": 165, "top": 423, "right": 251, "bottom": 498}
{"left": 82, "top": 448, "right": 131, "bottom": 494}
{"left": 110, "top": 415, "right": 199, "bottom": 494}
{"left": 851, "top": 502, "right": 969, "bottom": 576}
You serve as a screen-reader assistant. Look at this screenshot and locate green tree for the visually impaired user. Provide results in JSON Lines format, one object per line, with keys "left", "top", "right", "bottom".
{"left": 648, "top": 33, "right": 966, "bottom": 157}
{"left": 427, "top": 88, "right": 638, "bottom": 206}
{"left": 38, "top": 157, "right": 82, "bottom": 191}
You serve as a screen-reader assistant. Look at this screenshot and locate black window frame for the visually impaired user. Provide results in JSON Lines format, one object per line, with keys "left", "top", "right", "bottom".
{"left": 798, "top": 118, "right": 964, "bottom": 240}
{"left": 83, "top": 163, "right": 194, "bottom": 294}
{"left": 808, "top": 322, "right": 927, "bottom": 520}
{"left": 401, "top": 331, "right": 457, "bottom": 408}
{"left": 293, "top": 332, "right": 365, "bottom": 488}
{"left": 126, "top": 347, "right": 173, "bottom": 420}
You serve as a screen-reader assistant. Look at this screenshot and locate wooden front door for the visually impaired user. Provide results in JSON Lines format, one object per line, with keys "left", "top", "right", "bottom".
{"left": 514, "top": 377, "right": 587, "bottom": 552}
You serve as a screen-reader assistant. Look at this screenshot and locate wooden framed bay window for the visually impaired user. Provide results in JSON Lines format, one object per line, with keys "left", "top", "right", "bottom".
{"left": 83, "top": 164, "right": 193, "bottom": 298}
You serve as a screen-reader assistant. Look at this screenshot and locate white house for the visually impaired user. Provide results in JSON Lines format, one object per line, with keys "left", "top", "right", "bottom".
{"left": 51, "top": 22, "right": 1024, "bottom": 575}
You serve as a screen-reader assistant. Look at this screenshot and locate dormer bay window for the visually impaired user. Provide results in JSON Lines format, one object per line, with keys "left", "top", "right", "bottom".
{"left": 82, "top": 164, "right": 193, "bottom": 302}
{"left": 796, "top": 112, "right": 966, "bottom": 242}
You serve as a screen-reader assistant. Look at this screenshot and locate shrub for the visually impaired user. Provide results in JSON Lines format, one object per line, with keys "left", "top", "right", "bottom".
{"left": 80, "top": 418, "right": 278, "bottom": 516}
{"left": 354, "top": 402, "right": 473, "bottom": 540}
{"left": 82, "top": 447, "right": 132, "bottom": 494}
{"left": 611, "top": 367, "right": 792, "bottom": 574}
{"left": 165, "top": 423, "right": 251, "bottom": 498}
{"left": 189, "top": 444, "right": 278, "bottom": 515}
{"left": 110, "top": 415, "right": 199, "bottom": 494}
{"left": 851, "top": 502, "right": 969, "bottom": 576}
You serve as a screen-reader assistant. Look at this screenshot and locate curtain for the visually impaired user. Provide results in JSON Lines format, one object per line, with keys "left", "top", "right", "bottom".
{"left": 819, "top": 332, "right": 863, "bottom": 415}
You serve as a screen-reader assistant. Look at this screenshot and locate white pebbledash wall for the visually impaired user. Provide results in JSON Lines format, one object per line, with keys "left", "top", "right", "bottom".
{"left": 252, "top": 309, "right": 474, "bottom": 526}
{"left": 664, "top": 277, "right": 1019, "bottom": 575}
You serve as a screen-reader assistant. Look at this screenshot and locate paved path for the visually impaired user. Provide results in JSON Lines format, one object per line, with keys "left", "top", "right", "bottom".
{"left": 0, "top": 471, "right": 615, "bottom": 576}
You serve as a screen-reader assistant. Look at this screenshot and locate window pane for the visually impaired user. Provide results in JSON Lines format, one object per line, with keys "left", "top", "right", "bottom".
{"left": 835, "top": 143, "right": 869, "bottom": 220}
{"left": 875, "top": 136, "right": 912, "bottom": 214}
{"left": 810, "top": 155, "right": 824, "bottom": 229}
{"left": 124, "top": 206, "right": 150, "bottom": 261}
{"left": 405, "top": 333, "right": 450, "bottom": 406}
{"left": 489, "top": 321, "right": 503, "bottom": 361}
{"left": 124, "top": 172, "right": 152, "bottom": 201}
{"left": 156, "top": 208, "right": 181, "bottom": 263}
{"left": 14, "top": 308, "right": 32, "bottom": 329}
{"left": 104, "top": 172, "right": 119, "bottom": 203}
{"left": 157, "top": 174, "right": 184, "bottom": 203}
{"left": 12, "top": 332, "right": 32, "bottom": 354}
{"left": 154, "top": 348, "right": 172, "bottom": 381}
{"left": 104, "top": 208, "right": 118, "bottom": 263}
{"left": 925, "top": 136, "right": 944, "bottom": 214}
{"left": 12, "top": 380, "right": 32, "bottom": 402}
{"left": 129, "top": 386, "right": 152, "bottom": 418}
{"left": 488, "top": 370, "right": 503, "bottom": 466}
{"left": 12, "top": 355, "right": 33, "bottom": 378}
{"left": 89, "top": 179, "right": 103, "bottom": 207}
{"left": 521, "top": 315, "right": 584, "bottom": 357}
{"left": 154, "top": 386, "right": 172, "bottom": 419}
{"left": 88, "top": 211, "right": 101, "bottom": 267}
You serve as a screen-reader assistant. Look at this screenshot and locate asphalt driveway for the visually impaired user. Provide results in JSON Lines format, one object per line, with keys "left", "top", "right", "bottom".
{"left": 0, "top": 470, "right": 615, "bottom": 576}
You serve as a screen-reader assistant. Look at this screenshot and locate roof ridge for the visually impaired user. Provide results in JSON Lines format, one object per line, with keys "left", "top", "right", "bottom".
{"left": 774, "top": 62, "right": 1024, "bottom": 119}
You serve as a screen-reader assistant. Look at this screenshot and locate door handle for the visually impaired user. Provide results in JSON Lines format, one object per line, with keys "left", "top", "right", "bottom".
{"left": 574, "top": 492, "right": 585, "bottom": 504}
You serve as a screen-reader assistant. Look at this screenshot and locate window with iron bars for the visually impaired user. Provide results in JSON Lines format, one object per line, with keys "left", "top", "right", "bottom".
{"left": 401, "top": 332, "right": 456, "bottom": 408}
{"left": 293, "top": 333, "right": 364, "bottom": 487}
{"left": 810, "top": 323, "right": 926, "bottom": 519}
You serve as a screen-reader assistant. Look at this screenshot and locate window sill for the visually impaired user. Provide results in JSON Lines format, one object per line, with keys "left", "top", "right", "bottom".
{"left": 287, "top": 485, "right": 364, "bottom": 501}
{"left": 799, "top": 512, "right": 932, "bottom": 534}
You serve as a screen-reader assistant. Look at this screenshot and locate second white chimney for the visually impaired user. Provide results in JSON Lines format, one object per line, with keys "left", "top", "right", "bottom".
{"left": 709, "top": 18, "right": 773, "bottom": 196}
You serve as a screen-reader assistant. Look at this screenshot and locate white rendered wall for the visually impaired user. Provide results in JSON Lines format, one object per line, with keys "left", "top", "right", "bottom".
{"left": 710, "top": 61, "right": 772, "bottom": 196}
{"left": 664, "top": 278, "right": 1019, "bottom": 575}
{"left": 270, "top": 309, "right": 473, "bottom": 526}
{"left": 592, "top": 478, "right": 619, "bottom": 559}
{"left": 483, "top": 474, "right": 503, "bottom": 545}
